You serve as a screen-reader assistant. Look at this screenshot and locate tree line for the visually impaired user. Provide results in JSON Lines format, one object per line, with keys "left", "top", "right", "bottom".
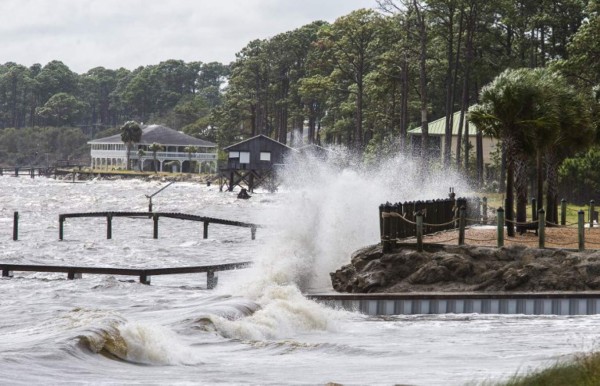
{"left": 1, "top": 0, "right": 599, "bottom": 201}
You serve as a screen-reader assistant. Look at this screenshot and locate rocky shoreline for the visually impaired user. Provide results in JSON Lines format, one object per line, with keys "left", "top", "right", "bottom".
{"left": 330, "top": 243, "right": 600, "bottom": 293}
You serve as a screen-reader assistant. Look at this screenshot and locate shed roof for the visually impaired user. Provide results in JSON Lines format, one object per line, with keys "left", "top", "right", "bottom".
{"left": 88, "top": 124, "right": 216, "bottom": 147}
{"left": 223, "top": 134, "right": 294, "bottom": 151}
{"left": 408, "top": 110, "right": 472, "bottom": 136}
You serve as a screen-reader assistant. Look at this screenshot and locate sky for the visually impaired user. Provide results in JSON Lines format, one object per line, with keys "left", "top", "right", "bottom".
{"left": 0, "top": 0, "right": 375, "bottom": 74}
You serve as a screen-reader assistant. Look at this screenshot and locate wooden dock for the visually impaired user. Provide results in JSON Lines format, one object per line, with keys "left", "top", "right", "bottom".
{"left": 58, "top": 211, "right": 262, "bottom": 240}
{"left": 0, "top": 261, "right": 251, "bottom": 289}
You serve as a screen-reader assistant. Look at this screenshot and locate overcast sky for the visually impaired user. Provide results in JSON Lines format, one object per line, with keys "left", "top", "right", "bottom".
{"left": 0, "top": 0, "right": 375, "bottom": 74}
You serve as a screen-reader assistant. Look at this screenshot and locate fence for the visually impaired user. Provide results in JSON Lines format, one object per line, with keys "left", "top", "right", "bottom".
{"left": 380, "top": 197, "right": 599, "bottom": 252}
{"left": 379, "top": 189, "right": 487, "bottom": 253}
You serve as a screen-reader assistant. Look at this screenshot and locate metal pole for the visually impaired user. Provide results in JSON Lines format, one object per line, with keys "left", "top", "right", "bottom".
{"left": 497, "top": 207, "right": 504, "bottom": 248}
{"left": 538, "top": 208, "right": 545, "bottom": 249}
{"left": 579, "top": 210, "right": 585, "bottom": 252}
{"left": 561, "top": 199, "right": 567, "bottom": 226}
{"left": 416, "top": 211, "right": 423, "bottom": 252}
{"left": 590, "top": 200, "right": 595, "bottom": 228}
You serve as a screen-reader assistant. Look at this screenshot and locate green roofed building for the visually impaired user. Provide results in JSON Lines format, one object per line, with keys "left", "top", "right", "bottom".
{"left": 407, "top": 110, "right": 499, "bottom": 166}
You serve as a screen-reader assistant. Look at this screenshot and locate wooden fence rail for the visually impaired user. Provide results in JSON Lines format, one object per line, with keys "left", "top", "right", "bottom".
{"left": 58, "top": 211, "right": 261, "bottom": 241}
{"left": 0, "top": 261, "right": 251, "bottom": 289}
{"left": 379, "top": 194, "right": 479, "bottom": 252}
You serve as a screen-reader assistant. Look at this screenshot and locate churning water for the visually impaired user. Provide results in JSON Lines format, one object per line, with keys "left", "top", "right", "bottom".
{"left": 1, "top": 155, "right": 599, "bottom": 385}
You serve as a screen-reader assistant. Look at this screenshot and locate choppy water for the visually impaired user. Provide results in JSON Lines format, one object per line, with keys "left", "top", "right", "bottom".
{"left": 1, "top": 159, "right": 599, "bottom": 385}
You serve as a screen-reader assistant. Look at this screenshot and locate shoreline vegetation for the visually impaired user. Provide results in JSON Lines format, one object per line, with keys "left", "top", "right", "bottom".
{"left": 490, "top": 352, "right": 600, "bottom": 386}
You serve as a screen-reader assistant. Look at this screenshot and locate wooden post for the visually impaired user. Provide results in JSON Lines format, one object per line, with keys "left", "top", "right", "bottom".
{"left": 228, "top": 171, "right": 234, "bottom": 192}
{"left": 482, "top": 197, "right": 488, "bottom": 225}
{"left": 379, "top": 204, "right": 384, "bottom": 238}
{"left": 458, "top": 206, "right": 466, "bottom": 246}
{"left": 538, "top": 208, "right": 545, "bottom": 249}
{"left": 153, "top": 214, "right": 159, "bottom": 239}
{"left": 13, "top": 211, "right": 18, "bottom": 241}
{"left": 531, "top": 198, "right": 537, "bottom": 221}
{"left": 207, "top": 270, "right": 218, "bottom": 289}
{"left": 590, "top": 200, "right": 596, "bottom": 228}
{"left": 382, "top": 204, "right": 392, "bottom": 253}
{"left": 203, "top": 221, "right": 209, "bottom": 239}
{"left": 561, "top": 199, "right": 567, "bottom": 226}
{"left": 106, "top": 214, "right": 112, "bottom": 239}
{"left": 579, "top": 210, "right": 585, "bottom": 252}
{"left": 59, "top": 216, "right": 64, "bottom": 240}
{"left": 251, "top": 226, "right": 256, "bottom": 240}
{"left": 497, "top": 207, "right": 505, "bottom": 248}
{"left": 30, "top": 168, "right": 34, "bottom": 179}
{"left": 72, "top": 172, "right": 76, "bottom": 183}
{"left": 139, "top": 273, "right": 151, "bottom": 285}
{"left": 416, "top": 211, "right": 423, "bottom": 252}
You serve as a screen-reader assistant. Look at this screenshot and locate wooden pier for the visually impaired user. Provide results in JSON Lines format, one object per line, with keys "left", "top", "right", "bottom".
{"left": 0, "top": 261, "right": 251, "bottom": 289}
{"left": 58, "top": 211, "right": 261, "bottom": 240}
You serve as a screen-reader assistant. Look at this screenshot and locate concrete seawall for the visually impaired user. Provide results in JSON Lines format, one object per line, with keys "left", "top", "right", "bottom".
{"left": 308, "top": 293, "right": 600, "bottom": 316}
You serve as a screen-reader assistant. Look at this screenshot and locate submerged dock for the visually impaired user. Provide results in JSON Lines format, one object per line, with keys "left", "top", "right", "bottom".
{"left": 0, "top": 261, "right": 251, "bottom": 289}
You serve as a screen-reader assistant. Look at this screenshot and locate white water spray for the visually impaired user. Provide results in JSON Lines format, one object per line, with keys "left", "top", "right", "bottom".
{"left": 213, "top": 151, "right": 469, "bottom": 340}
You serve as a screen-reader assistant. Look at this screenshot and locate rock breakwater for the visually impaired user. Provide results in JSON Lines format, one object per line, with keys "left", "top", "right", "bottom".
{"left": 331, "top": 244, "right": 600, "bottom": 293}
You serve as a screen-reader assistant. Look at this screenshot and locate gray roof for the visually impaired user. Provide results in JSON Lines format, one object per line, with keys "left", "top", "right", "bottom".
{"left": 223, "top": 134, "right": 294, "bottom": 151}
{"left": 88, "top": 124, "right": 216, "bottom": 147}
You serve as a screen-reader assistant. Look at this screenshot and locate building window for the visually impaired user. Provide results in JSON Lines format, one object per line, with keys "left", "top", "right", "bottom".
{"left": 240, "top": 152, "right": 250, "bottom": 164}
{"left": 229, "top": 151, "right": 239, "bottom": 159}
{"left": 260, "top": 152, "right": 271, "bottom": 161}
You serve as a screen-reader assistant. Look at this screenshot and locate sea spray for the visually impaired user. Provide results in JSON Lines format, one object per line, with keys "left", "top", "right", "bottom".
{"left": 239, "top": 151, "right": 470, "bottom": 291}
{"left": 212, "top": 152, "right": 469, "bottom": 340}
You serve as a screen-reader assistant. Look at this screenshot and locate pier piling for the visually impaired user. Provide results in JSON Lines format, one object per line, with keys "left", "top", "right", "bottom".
{"left": 13, "top": 211, "right": 18, "bottom": 241}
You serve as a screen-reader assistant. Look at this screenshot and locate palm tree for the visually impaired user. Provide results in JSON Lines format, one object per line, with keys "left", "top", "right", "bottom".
{"left": 148, "top": 142, "right": 164, "bottom": 173}
{"left": 470, "top": 69, "right": 544, "bottom": 236}
{"left": 543, "top": 81, "right": 593, "bottom": 223}
{"left": 120, "top": 121, "right": 142, "bottom": 170}
{"left": 137, "top": 149, "right": 146, "bottom": 171}
{"left": 184, "top": 146, "right": 198, "bottom": 174}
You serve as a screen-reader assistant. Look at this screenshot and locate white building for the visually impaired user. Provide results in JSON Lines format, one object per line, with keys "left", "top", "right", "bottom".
{"left": 88, "top": 124, "right": 217, "bottom": 172}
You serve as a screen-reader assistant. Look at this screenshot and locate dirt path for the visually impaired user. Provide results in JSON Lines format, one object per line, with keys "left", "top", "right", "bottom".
{"left": 413, "top": 226, "right": 600, "bottom": 249}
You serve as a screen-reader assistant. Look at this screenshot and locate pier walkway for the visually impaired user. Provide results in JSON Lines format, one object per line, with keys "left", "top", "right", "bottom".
{"left": 59, "top": 211, "right": 262, "bottom": 240}
{"left": 1, "top": 261, "right": 251, "bottom": 289}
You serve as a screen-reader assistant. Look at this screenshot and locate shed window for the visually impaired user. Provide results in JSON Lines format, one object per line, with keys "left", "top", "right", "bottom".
{"left": 229, "top": 151, "right": 240, "bottom": 158}
{"left": 260, "top": 152, "right": 271, "bottom": 161}
{"left": 239, "top": 152, "right": 250, "bottom": 164}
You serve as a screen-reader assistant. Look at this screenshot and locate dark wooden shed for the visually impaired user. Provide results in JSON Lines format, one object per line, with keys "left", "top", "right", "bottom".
{"left": 220, "top": 134, "right": 294, "bottom": 192}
